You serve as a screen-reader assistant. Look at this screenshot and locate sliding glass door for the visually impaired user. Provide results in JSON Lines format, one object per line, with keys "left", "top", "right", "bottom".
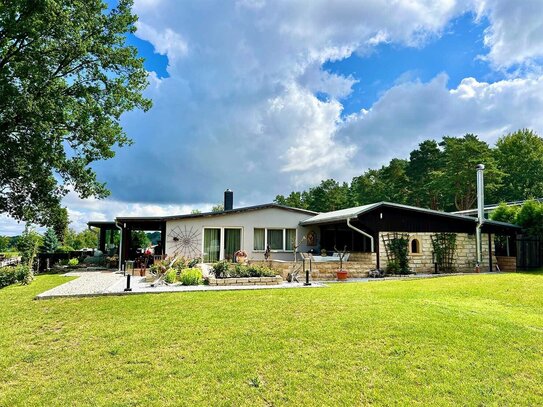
{"left": 224, "top": 228, "right": 241, "bottom": 261}
{"left": 203, "top": 228, "right": 221, "bottom": 263}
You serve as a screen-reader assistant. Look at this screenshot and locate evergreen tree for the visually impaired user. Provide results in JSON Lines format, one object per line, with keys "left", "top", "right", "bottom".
{"left": 42, "top": 228, "right": 59, "bottom": 253}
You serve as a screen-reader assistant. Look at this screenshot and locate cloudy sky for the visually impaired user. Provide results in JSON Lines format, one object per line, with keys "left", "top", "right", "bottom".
{"left": 3, "top": 0, "right": 543, "bottom": 235}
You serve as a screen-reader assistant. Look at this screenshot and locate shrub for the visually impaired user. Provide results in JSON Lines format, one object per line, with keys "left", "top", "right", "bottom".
{"left": 179, "top": 268, "right": 202, "bottom": 285}
{"left": 56, "top": 245, "right": 74, "bottom": 254}
{"left": 0, "top": 265, "right": 32, "bottom": 289}
{"left": 211, "top": 262, "right": 276, "bottom": 278}
{"left": 0, "top": 267, "right": 17, "bottom": 288}
{"left": 15, "top": 265, "right": 33, "bottom": 285}
{"left": 187, "top": 257, "right": 201, "bottom": 268}
{"left": 68, "top": 258, "right": 79, "bottom": 267}
{"left": 164, "top": 268, "right": 177, "bottom": 284}
{"left": 245, "top": 264, "right": 275, "bottom": 277}
{"left": 211, "top": 260, "right": 230, "bottom": 278}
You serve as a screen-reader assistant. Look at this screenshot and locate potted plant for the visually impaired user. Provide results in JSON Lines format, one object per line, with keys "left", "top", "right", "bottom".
{"left": 334, "top": 245, "right": 348, "bottom": 281}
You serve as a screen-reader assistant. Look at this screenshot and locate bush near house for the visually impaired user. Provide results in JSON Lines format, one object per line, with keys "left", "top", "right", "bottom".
{"left": 211, "top": 261, "right": 276, "bottom": 278}
{"left": 179, "top": 268, "right": 203, "bottom": 285}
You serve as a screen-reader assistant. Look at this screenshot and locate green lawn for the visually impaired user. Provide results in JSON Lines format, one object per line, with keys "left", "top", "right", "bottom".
{"left": 1, "top": 273, "right": 542, "bottom": 406}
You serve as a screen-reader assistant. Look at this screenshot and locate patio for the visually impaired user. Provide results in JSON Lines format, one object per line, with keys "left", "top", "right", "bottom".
{"left": 35, "top": 270, "right": 324, "bottom": 299}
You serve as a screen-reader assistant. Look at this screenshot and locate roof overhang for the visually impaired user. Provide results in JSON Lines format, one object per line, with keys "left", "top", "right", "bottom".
{"left": 300, "top": 201, "right": 521, "bottom": 233}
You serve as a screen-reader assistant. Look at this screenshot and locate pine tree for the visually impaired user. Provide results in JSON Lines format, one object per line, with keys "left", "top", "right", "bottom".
{"left": 42, "top": 228, "right": 59, "bottom": 253}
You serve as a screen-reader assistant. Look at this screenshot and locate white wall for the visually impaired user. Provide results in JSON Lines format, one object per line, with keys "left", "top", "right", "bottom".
{"left": 165, "top": 207, "right": 319, "bottom": 262}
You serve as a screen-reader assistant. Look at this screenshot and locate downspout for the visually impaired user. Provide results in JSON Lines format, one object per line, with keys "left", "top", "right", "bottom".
{"left": 115, "top": 221, "right": 123, "bottom": 272}
{"left": 347, "top": 217, "right": 374, "bottom": 252}
{"left": 475, "top": 164, "right": 485, "bottom": 270}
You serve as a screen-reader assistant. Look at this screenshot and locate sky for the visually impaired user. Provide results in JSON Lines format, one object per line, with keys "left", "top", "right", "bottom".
{"left": 3, "top": 0, "right": 543, "bottom": 235}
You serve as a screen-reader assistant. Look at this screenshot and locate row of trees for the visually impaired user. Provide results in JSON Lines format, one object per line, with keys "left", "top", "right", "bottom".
{"left": 275, "top": 129, "right": 543, "bottom": 212}
{"left": 491, "top": 200, "right": 543, "bottom": 238}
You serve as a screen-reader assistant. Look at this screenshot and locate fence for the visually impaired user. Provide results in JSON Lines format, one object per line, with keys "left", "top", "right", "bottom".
{"left": 0, "top": 257, "right": 21, "bottom": 267}
{"left": 516, "top": 236, "right": 543, "bottom": 270}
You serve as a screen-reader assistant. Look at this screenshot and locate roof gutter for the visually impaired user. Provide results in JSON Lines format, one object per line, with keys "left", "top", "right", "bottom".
{"left": 347, "top": 217, "right": 374, "bottom": 252}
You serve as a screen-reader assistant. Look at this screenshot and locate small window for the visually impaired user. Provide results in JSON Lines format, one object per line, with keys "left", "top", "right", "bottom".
{"left": 254, "top": 228, "right": 265, "bottom": 250}
{"left": 411, "top": 238, "right": 420, "bottom": 254}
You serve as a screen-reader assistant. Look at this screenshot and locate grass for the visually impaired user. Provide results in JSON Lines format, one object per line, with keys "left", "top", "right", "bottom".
{"left": 1, "top": 273, "right": 543, "bottom": 406}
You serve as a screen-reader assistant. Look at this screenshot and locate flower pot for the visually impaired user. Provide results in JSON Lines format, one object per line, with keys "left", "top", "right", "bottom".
{"left": 336, "top": 270, "right": 348, "bottom": 281}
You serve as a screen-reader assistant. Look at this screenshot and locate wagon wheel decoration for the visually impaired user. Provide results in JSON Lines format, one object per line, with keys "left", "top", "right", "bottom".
{"left": 168, "top": 226, "right": 201, "bottom": 258}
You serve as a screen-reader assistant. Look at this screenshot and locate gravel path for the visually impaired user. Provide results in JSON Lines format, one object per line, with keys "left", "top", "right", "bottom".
{"left": 36, "top": 272, "right": 124, "bottom": 299}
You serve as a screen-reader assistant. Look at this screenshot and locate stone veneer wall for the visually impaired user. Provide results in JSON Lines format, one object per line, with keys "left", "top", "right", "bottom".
{"left": 207, "top": 276, "right": 283, "bottom": 286}
{"left": 249, "top": 253, "right": 377, "bottom": 281}
{"left": 378, "top": 232, "right": 497, "bottom": 274}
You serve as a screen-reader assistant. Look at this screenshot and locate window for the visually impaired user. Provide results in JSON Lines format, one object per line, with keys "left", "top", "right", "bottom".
{"left": 224, "top": 228, "right": 241, "bottom": 261}
{"left": 204, "top": 227, "right": 243, "bottom": 262}
{"left": 410, "top": 238, "right": 421, "bottom": 254}
{"left": 203, "top": 228, "right": 221, "bottom": 262}
{"left": 267, "top": 229, "right": 283, "bottom": 250}
{"left": 254, "top": 228, "right": 265, "bottom": 250}
{"left": 285, "top": 229, "right": 296, "bottom": 250}
{"left": 254, "top": 228, "right": 297, "bottom": 251}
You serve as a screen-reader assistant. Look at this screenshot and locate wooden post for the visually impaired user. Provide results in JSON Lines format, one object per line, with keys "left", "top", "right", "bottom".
{"left": 488, "top": 233, "right": 493, "bottom": 272}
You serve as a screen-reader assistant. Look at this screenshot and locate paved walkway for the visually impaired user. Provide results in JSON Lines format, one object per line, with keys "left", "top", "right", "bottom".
{"left": 35, "top": 271, "right": 324, "bottom": 300}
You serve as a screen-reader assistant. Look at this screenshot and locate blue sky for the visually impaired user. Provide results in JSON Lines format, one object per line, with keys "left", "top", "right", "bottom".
{"left": 324, "top": 13, "right": 500, "bottom": 114}
{"left": 3, "top": 0, "right": 543, "bottom": 234}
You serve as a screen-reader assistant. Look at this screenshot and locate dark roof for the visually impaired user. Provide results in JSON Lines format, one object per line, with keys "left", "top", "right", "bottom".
{"left": 95, "top": 203, "right": 317, "bottom": 225}
{"left": 300, "top": 201, "right": 520, "bottom": 231}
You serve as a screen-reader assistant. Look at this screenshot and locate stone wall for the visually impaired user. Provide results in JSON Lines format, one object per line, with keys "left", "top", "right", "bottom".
{"left": 249, "top": 253, "right": 376, "bottom": 281}
{"left": 379, "top": 232, "right": 497, "bottom": 274}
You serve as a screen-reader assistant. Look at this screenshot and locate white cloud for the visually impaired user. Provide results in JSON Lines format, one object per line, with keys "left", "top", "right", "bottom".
{"left": 339, "top": 74, "right": 543, "bottom": 169}
{"left": 476, "top": 0, "right": 543, "bottom": 68}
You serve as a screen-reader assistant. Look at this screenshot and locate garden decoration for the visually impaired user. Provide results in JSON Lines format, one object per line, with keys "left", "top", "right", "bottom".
{"left": 334, "top": 245, "right": 349, "bottom": 280}
{"left": 168, "top": 226, "right": 201, "bottom": 258}
{"left": 234, "top": 250, "right": 248, "bottom": 264}
{"left": 150, "top": 256, "right": 179, "bottom": 287}
{"left": 264, "top": 245, "right": 271, "bottom": 260}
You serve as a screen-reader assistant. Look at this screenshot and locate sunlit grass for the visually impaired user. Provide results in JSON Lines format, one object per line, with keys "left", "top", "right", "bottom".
{"left": 0, "top": 272, "right": 542, "bottom": 406}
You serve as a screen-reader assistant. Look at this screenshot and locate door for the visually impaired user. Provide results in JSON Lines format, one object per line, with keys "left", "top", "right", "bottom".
{"left": 203, "top": 228, "right": 221, "bottom": 263}
{"left": 224, "top": 228, "right": 241, "bottom": 261}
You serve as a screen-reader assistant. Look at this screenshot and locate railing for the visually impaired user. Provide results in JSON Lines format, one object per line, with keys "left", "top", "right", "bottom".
{"left": 0, "top": 257, "right": 21, "bottom": 267}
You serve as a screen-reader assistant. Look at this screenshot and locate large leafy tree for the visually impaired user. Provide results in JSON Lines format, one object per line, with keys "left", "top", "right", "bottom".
{"left": 0, "top": 0, "right": 151, "bottom": 226}
{"left": 303, "top": 179, "right": 350, "bottom": 212}
{"left": 494, "top": 129, "right": 543, "bottom": 202}
{"left": 434, "top": 134, "right": 502, "bottom": 211}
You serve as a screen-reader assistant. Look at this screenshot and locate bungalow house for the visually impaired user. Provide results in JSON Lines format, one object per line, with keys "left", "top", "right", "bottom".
{"left": 88, "top": 190, "right": 520, "bottom": 278}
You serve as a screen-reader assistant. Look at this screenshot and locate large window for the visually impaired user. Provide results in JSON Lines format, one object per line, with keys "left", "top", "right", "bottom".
{"left": 203, "top": 228, "right": 221, "bottom": 263}
{"left": 224, "top": 228, "right": 241, "bottom": 261}
{"left": 254, "top": 228, "right": 297, "bottom": 251}
{"left": 267, "top": 229, "right": 283, "bottom": 250}
{"left": 254, "top": 228, "right": 265, "bottom": 250}
{"left": 203, "top": 227, "right": 242, "bottom": 262}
